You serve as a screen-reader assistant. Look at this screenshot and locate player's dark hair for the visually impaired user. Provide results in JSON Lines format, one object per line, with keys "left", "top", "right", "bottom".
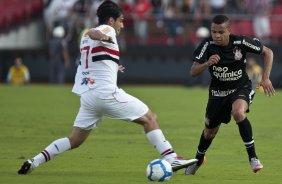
{"left": 212, "top": 15, "right": 230, "bottom": 27}
{"left": 97, "top": 0, "right": 123, "bottom": 25}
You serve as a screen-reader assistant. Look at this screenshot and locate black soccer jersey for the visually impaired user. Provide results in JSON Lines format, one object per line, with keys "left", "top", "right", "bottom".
{"left": 193, "top": 34, "right": 263, "bottom": 93}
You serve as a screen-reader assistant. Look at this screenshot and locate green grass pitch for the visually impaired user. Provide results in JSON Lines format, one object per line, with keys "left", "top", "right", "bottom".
{"left": 0, "top": 84, "right": 281, "bottom": 184}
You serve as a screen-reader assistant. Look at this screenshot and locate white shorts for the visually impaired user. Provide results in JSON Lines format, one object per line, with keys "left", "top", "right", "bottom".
{"left": 73, "top": 89, "right": 149, "bottom": 130}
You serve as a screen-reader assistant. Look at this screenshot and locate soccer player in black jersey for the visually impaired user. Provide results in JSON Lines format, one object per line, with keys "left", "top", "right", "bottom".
{"left": 185, "top": 15, "right": 275, "bottom": 175}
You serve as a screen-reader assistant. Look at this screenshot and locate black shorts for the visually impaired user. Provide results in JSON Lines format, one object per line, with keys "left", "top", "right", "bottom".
{"left": 205, "top": 85, "right": 255, "bottom": 129}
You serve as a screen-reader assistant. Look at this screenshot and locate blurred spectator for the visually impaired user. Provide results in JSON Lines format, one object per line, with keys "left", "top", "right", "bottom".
{"left": 226, "top": 0, "right": 247, "bottom": 14}
{"left": 71, "top": 0, "right": 93, "bottom": 30}
{"left": 180, "top": 0, "right": 196, "bottom": 17}
{"left": 89, "top": 0, "right": 104, "bottom": 27}
{"left": 180, "top": 1, "right": 195, "bottom": 23}
{"left": 44, "top": 0, "right": 78, "bottom": 36}
{"left": 132, "top": 0, "right": 152, "bottom": 44}
{"left": 245, "top": 0, "right": 272, "bottom": 42}
{"left": 119, "top": 0, "right": 133, "bottom": 17}
{"left": 72, "top": 0, "right": 93, "bottom": 16}
{"left": 151, "top": 0, "right": 163, "bottom": 20}
{"left": 163, "top": 0, "right": 182, "bottom": 45}
{"left": 7, "top": 57, "right": 30, "bottom": 85}
{"left": 49, "top": 26, "right": 70, "bottom": 84}
{"left": 151, "top": 0, "right": 164, "bottom": 29}
{"left": 196, "top": 0, "right": 211, "bottom": 18}
{"left": 118, "top": 0, "right": 133, "bottom": 50}
{"left": 246, "top": 57, "right": 263, "bottom": 92}
{"left": 208, "top": 0, "right": 226, "bottom": 14}
{"left": 180, "top": 0, "right": 197, "bottom": 43}
{"left": 194, "top": 0, "right": 211, "bottom": 29}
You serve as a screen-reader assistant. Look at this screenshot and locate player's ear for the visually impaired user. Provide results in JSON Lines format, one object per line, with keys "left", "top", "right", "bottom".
{"left": 108, "top": 17, "right": 115, "bottom": 26}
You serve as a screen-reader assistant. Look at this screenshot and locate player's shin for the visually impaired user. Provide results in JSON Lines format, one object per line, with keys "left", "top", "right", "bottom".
{"left": 146, "top": 129, "right": 177, "bottom": 159}
{"left": 196, "top": 130, "right": 213, "bottom": 164}
{"left": 237, "top": 117, "right": 257, "bottom": 160}
{"left": 32, "top": 137, "right": 71, "bottom": 167}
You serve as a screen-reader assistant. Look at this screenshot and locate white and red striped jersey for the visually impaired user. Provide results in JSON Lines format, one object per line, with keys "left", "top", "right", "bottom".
{"left": 72, "top": 25, "right": 120, "bottom": 98}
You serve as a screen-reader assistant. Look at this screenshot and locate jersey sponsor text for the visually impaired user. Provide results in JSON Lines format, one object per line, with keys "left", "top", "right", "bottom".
{"left": 242, "top": 39, "right": 260, "bottom": 51}
{"left": 195, "top": 42, "right": 209, "bottom": 60}
{"left": 212, "top": 66, "right": 242, "bottom": 81}
{"left": 211, "top": 89, "right": 236, "bottom": 97}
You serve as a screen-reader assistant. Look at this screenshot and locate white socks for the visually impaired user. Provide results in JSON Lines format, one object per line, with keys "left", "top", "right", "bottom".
{"left": 31, "top": 130, "right": 176, "bottom": 168}
{"left": 32, "top": 137, "right": 71, "bottom": 167}
{"left": 146, "top": 129, "right": 177, "bottom": 159}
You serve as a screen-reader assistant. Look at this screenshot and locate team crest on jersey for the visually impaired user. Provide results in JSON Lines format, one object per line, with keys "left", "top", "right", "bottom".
{"left": 233, "top": 47, "right": 242, "bottom": 60}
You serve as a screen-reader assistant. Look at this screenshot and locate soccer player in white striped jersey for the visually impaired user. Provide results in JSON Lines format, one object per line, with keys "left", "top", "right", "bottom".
{"left": 18, "top": 0, "right": 197, "bottom": 175}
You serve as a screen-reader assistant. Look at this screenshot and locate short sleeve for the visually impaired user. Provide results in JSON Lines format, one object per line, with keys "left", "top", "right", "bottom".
{"left": 193, "top": 39, "right": 210, "bottom": 64}
{"left": 241, "top": 36, "right": 263, "bottom": 54}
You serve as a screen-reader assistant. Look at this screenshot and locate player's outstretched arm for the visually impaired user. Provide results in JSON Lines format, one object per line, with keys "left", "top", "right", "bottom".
{"left": 85, "top": 29, "right": 114, "bottom": 43}
{"left": 259, "top": 46, "right": 275, "bottom": 97}
{"left": 190, "top": 54, "right": 220, "bottom": 77}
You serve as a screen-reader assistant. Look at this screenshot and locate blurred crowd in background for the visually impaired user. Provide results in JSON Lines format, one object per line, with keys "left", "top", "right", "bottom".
{"left": 1, "top": 0, "right": 282, "bottom": 86}
{"left": 42, "top": 0, "right": 281, "bottom": 68}
{"left": 42, "top": 0, "right": 279, "bottom": 46}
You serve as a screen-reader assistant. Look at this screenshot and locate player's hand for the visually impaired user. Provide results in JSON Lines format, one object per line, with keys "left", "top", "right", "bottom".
{"left": 259, "top": 78, "right": 275, "bottom": 97}
{"left": 118, "top": 65, "right": 125, "bottom": 73}
{"left": 206, "top": 54, "right": 220, "bottom": 66}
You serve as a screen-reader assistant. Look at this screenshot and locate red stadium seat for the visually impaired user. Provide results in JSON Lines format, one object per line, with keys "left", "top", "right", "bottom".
{"left": 270, "top": 19, "right": 282, "bottom": 39}
{"left": 230, "top": 19, "right": 254, "bottom": 37}
{"left": 272, "top": 5, "right": 282, "bottom": 15}
{"left": 0, "top": 15, "right": 6, "bottom": 29}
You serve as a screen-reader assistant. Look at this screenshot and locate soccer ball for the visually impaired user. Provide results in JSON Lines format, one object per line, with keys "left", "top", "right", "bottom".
{"left": 146, "top": 159, "right": 172, "bottom": 182}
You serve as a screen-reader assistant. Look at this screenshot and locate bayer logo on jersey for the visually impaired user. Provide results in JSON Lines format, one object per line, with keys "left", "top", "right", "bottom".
{"left": 146, "top": 159, "right": 172, "bottom": 182}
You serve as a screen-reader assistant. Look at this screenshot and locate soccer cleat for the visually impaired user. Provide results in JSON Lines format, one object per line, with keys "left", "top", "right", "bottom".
{"left": 17, "top": 159, "right": 35, "bottom": 175}
{"left": 166, "top": 157, "right": 198, "bottom": 172}
{"left": 250, "top": 158, "right": 263, "bottom": 173}
{"left": 185, "top": 156, "right": 206, "bottom": 175}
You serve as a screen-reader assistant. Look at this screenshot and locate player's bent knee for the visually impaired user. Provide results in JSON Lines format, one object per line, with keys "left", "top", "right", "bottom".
{"left": 148, "top": 112, "right": 158, "bottom": 123}
{"left": 232, "top": 110, "right": 245, "bottom": 122}
{"left": 138, "top": 111, "right": 160, "bottom": 132}
{"left": 141, "top": 111, "right": 157, "bottom": 125}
